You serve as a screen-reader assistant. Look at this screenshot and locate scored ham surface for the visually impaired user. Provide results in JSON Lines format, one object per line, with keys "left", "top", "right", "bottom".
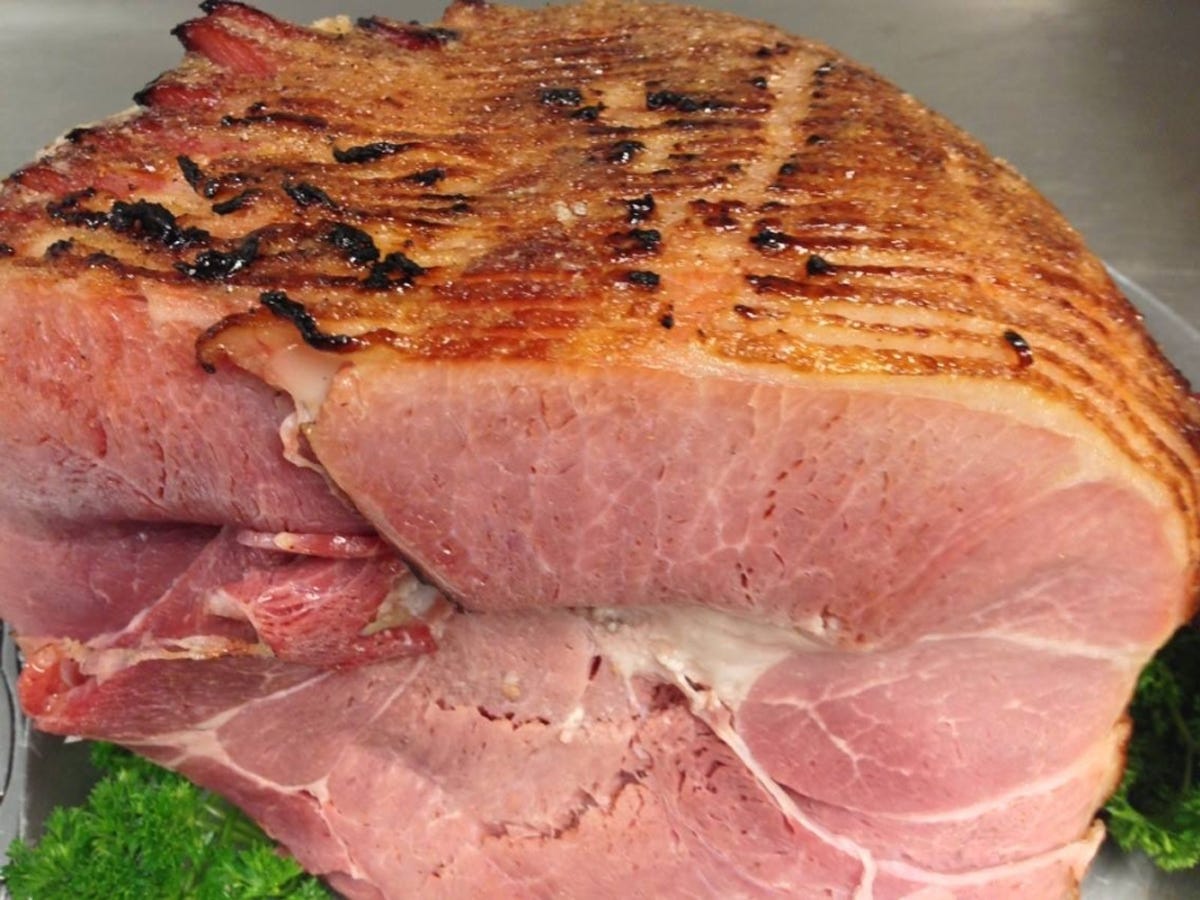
{"left": 1, "top": 1, "right": 1198, "bottom": 897}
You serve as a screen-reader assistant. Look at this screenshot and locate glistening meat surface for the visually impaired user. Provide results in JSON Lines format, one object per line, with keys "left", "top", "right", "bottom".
{"left": 1, "top": 0, "right": 1198, "bottom": 897}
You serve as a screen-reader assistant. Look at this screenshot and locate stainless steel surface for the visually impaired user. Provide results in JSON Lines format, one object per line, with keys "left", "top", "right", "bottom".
{"left": 0, "top": 1, "right": 1196, "bottom": 896}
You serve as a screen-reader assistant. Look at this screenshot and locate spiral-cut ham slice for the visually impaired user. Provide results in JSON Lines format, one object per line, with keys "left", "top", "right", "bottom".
{"left": 1, "top": 1, "right": 1198, "bottom": 897}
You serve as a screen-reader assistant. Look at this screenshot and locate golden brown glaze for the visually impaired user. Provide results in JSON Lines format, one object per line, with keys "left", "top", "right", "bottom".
{"left": 2, "top": 0, "right": 1198, "bottom": 564}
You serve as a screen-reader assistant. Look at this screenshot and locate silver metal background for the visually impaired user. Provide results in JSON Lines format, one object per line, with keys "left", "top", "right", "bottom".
{"left": 0, "top": 2, "right": 1197, "bottom": 897}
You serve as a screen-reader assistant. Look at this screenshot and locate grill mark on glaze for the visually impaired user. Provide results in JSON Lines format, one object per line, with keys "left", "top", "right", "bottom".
{"left": 282, "top": 180, "right": 337, "bottom": 209}
{"left": 258, "top": 290, "right": 363, "bottom": 352}
{"left": 333, "top": 142, "right": 417, "bottom": 164}
{"left": 176, "top": 235, "right": 259, "bottom": 280}
{"left": 211, "top": 189, "right": 260, "bottom": 215}
{"left": 221, "top": 110, "right": 328, "bottom": 129}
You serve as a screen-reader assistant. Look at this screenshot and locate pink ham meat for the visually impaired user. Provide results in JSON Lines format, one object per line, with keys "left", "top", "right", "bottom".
{"left": 1, "top": 1, "right": 1199, "bottom": 897}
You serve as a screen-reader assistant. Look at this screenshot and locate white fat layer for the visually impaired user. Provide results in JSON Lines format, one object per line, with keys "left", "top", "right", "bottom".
{"left": 266, "top": 347, "right": 344, "bottom": 423}
{"left": 586, "top": 604, "right": 823, "bottom": 709}
{"left": 359, "top": 575, "right": 441, "bottom": 637}
{"left": 203, "top": 587, "right": 248, "bottom": 621}
{"left": 558, "top": 705, "right": 586, "bottom": 744}
{"left": 278, "top": 412, "right": 326, "bottom": 474}
{"left": 77, "top": 637, "right": 273, "bottom": 680}
{"left": 585, "top": 605, "right": 878, "bottom": 897}
{"left": 269, "top": 348, "right": 345, "bottom": 480}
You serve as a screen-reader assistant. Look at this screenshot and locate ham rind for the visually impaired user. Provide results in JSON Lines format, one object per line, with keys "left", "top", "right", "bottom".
{"left": 1, "top": 1, "right": 1199, "bottom": 898}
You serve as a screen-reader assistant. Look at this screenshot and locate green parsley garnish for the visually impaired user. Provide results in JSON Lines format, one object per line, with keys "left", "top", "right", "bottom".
{"left": 1105, "top": 625, "right": 1200, "bottom": 870}
{"left": 2, "top": 742, "right": 328, "bottom": 899}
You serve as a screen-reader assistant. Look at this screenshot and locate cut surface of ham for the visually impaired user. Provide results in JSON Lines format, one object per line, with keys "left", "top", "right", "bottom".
{"left": 0, "top": 1, "right": 1197, "bottom": 897}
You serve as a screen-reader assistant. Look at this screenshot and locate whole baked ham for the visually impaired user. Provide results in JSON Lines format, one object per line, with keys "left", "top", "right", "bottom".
{"left": 1, "top": 1, "right": 1197, "bottom": 897}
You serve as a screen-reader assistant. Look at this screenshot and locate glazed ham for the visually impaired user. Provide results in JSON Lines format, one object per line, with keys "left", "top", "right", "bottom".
{"left": 1, "top": 1, "right": 1198, "bottom": 897}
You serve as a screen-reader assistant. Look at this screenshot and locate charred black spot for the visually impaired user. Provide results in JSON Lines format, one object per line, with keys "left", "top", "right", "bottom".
{"left": 750, "top": 226, "right": 791, "bottom": 252}
{"left": 171, "top": 20, "right": 201, "bottom": 50}
{"left": 626, "top": 270, "right": 660, "bottom": 289}
{"left": 420, "top": 26, "right": 459, "bottom": 44}
{"left": 1003, "top": 329, "right": 1034, "bottom": 368}
{"left": 356, "top": 18, "right": 459, "bottom": 49}
{"left": 47, "top": 189, "right": 107, "bottom": 229}
{"left": 625, "top": 193, "right": 655, "bottom": 224}
{"left": 132, "top": 76, "right": 165, "bottom": 107}
{"left": 539, "top": 87, "right": 583, "bottom": 107}
{"left": 177, "top": 155, "right": 205, "bottom": 192}
{"left": 570, "top": 104, "right": 604, "bottom": 121}
{"left": 806, "top": 254, "right": 833, "bottom": 276}
{"left": 333, "top": 142, "right": 414, "bottom": 165}
{"left": 659, "top": 311, "right": 675, "bottom": 329}
{"left": 259, "top": 290, "right": 361, "bottom": 353}
{"left": 630, "top": 228, "right": 661, "bottom": 251}
{"left": 606, "top": 140, "right": 646, "bottom": 165}
{"left": 326, "top": 223, "right": 380, "bottom": 265}
{"left": 778, "top": 161, "right": 798, "bottom": 176}
{"left": 805, "top": 133, "right": 827, "bottom": 146}
{"left": 362, "top": 251, "right": 426, "bottom": 290}
{"left": 220, "top": 110, "right": 328, "bottom": 129}
{"left": 64, "top": 127, "right": 93, "bottom": 144}
{"left": 282, "top": 180, "right": 336, "bottom": 209}
{"left": 45, "top": 239, "right": 73, "bottom": 259}
{"left": 405, "top": 167, "right": 446, "bottom": 188}
{"left": 609, "top": 228, "right": 661, "bottom": 259}
{"left": 755, "top": 42, "right": 791, "bottom": 58}
{"left": 0, "top": 243, "right": 13, "bottom": 257}
{"left": 176, "top": 235, "right": 259, "bottom": 280}
{"left": 815, "top": 60, "right": 836, "bottom": 78}
{"left": 109, "top": 199, "right": 209, "bottom": 248}
{"left": 749, "top": 76, "right": 768, "bottom": 90}
{"left": 645, "top": 90, "right": 728, "bottom": 113}
{"left": 49, "top": 187, "right": 97, "bottom": 207}
{"left": 211, "top": 190, "right": 259, "bottom": 215}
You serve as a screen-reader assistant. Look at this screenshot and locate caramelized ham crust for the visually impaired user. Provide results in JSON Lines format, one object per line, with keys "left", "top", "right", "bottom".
{"left": 1, "top": 2, "right": 1198, "bottom": 898}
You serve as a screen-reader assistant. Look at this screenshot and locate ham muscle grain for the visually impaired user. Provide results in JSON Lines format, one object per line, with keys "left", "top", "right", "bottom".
{"left": 1, "top": 1, "right": 1198, "bottom": 897}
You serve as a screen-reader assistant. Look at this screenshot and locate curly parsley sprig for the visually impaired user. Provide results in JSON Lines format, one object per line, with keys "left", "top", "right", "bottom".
{"left": 2, "top": 743, "right": 327, "bottom": 899}
{"left": 1105, "top": 625, "right": 1200, "bottom": 870}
